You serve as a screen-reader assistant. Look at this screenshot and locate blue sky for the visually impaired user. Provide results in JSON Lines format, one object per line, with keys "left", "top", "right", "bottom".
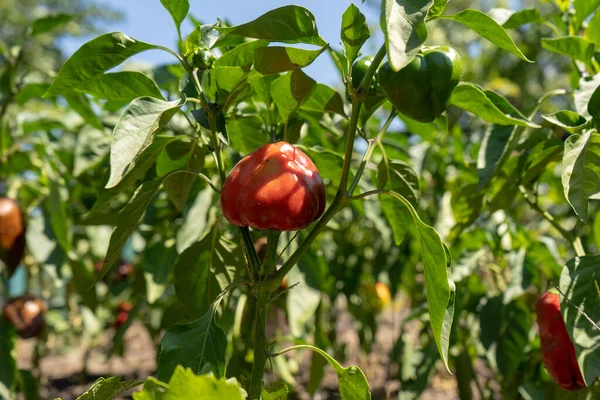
{"left": 62, "top": 0, "right": 381, "bottom": 86}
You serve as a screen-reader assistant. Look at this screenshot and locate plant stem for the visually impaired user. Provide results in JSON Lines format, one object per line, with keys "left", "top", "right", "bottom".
{"left": 518, "top": 185, "right": 585, "bottom": 256}
{"left": 262, "top": 230, "right": 280, "bottom": 277}
{"left": 269, "top": 44, "right": 387, "bottom": 288}
{"left": 248, "top": 288, "right": 270, "bottom": 400}
{"left": 207, "top": 115, "right": 226, "bottom": 185}
{"left": 338, "top": 44, "right": 387, "bottom": 193}
{"left": 348, "top": 108, "right": 397, "bottom": 195}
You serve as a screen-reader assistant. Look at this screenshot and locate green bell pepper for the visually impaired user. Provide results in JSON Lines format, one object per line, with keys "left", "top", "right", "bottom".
{"left": 378, "top": 46, "right": 462, "bottom": 123}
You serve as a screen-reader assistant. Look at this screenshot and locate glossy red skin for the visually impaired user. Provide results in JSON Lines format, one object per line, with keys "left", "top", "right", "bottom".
{"left": 221, "top": 142, "right": 326, "bottom": 231}
{"left": 536, "top": 292, "right": 586, "bottom": 391}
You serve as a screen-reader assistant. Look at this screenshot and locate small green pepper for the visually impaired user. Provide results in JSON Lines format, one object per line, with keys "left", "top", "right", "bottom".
{"left": 378, "top": 46, "right": 462, "bottom": 123}
{"left": 350, "top": 56, "right": 382, "bottom": 96}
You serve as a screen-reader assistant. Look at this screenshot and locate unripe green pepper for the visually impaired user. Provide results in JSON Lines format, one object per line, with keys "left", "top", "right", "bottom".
{"left": 189, "top": 49, "right": 216, "bottom": 70}
{"left": 350, "top": 56, "right": 382, "bottom": 97}
{"left": 378, "top": 46, "right": 462, "bottom": 123}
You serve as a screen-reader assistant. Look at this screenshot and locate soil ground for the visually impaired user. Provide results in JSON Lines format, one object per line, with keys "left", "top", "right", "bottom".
{"left": 16, "top": 299, "right": 462, "bottom": 400}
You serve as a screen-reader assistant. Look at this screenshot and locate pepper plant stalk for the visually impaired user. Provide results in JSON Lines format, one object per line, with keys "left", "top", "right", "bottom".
{"left": 247, "top": 229, "right": 281, "bottom": 399}
{"left": 269, "top": 44, "right": 388, "bottom": 289}
{"left": 248, "top": 44, "right": 387, "bottom": 397}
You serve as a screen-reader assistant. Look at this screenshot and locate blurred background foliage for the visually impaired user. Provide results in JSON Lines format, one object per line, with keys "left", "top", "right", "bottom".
{"left": 1, "top": 0, "right": 599, "bottom": 399}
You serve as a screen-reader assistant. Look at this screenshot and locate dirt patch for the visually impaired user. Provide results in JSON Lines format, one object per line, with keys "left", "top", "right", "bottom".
{"left": 16, "top": 299, "right": 459, "bottom": 399}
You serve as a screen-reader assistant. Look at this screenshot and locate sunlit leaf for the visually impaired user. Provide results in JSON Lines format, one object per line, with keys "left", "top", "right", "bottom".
{"left": 441, "top": 9, "right": 532, "bottom": 62}
{"left": 559, "top": 256, "right": 600, "bottom": 386}
{"left": 381, "top": 0, "right": 432, "bottom": 71}
{"left": 217, "top": 5, "right": 326, "bottom": 46}
{"left": 45, "top": 32, "right": 159, "bottom": 97}
{"left": 561, "top": 130, "right": 600, "bottom": 222}
{"left": 106, "top": 97, "right": 185, "bottom": 189}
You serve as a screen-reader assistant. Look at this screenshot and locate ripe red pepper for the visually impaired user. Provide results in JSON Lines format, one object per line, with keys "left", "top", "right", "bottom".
{"left": 221, "top": 142, "right": 326, "bottom": 231}
{"left": 0, "top": 197, "right": 26, "bottom": 277}
{"left": 536, "top": 292, "right": 586, "bottom": 391}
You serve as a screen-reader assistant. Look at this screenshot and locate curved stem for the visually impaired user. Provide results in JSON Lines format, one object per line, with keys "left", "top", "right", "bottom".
{"left": 348, "top": 108, "right": 397, "bottom": 195}
{"left": 248, "top": 288, "right": 270, "bottom": 400}
{"left": 157, "top": 45, "right": 186, "bottom": 66}
{"left": 327, "top": 45, "right": 346, "bottom": 81}
{"left": 270, "top": 44, "right": 387, "bottom": 288}
{"left": 518, "top": 185, "right": 585, "bottom": 256}
{"left": 338, "top": 44, "right": 387, "bottom": 193}
{"left": 175, "top": 168, "right": 220, "bottom": 193}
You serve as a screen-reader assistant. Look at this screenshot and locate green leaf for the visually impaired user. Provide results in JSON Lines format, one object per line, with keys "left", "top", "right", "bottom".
{"left": 575, "top": 0, "right": 600, "bottom": 30}
{"left": 477, "top": 124, "right": 522, "bottom": 189}
{"left": 428, "top": 0, "right": 449, "bottom": 18}
{"left": 542, "top": 110, "right": 590, "bottom": 133}
{"left": 502, "top": 9, "right": 544, "bottom": 29}
{"left": 542, "top": 37, "right": 595, "bottom": 64}
{"left": 497, "top": 300, "right": 531, "bottom": 377}
{"left": 173, "top": 235, "right": 213, "bottom": 313}
{"left": 0, "top": 320, "right": 16, "bottom": 390}
{"left": 279, "top": 345, "right": 370, "bottom": 399}
{"left": 300, "top": 84, "right": 346, "bottom": 117}
{"left": 397, "top": 334, "right": 439, "bottom": 400}
{"left": 73, "top": 127, "right": 111, "bottom": 177}
{"left": 143, "top": 241, "right": 178, "bottom": 304}
{"left": 18, "top": 369, "right": 40, "bottom": 400}
{"left": 341, "top": 4, "right": 370, "bottom": 65}
{"left": 298, "top": 146, "right": 344, "bottom": 189}
{"left": 98, "top": 178, "right": 164, "bottom": 280}
{"left": 587, "top": 11, "right": 600, "bottom": 46}
{"left": 157, "top": 140, "right": 205, "bottom": 211}
{"left": 157, "top": 303, "right": 228, "bottom": 381}
{"left": 451, "top": 83, "right": 539, "bottom": 127}
{"left": 271, "top": 69, "right": 317, "bottom": 122}
{"left": 76, "top": 376, "right": 143, "bottom": 400}
{"left": 45, "top": 179, "right": 71, "bottom": 253}
{"left": 227, "top": 115, "right": 268, "bottom": 154}
{"left": 561, "top": 130, "right": 600, "bottom": 222}
{"left": 254, "top": 46, "right": 326, "bottom": 75}
{"left": 132, "top": 377, "right": 168, "bottom": 400}
{"left": 175, "top": 186, "right": 216, "bottom": 253}
{"left": 559, "top": 256, "right": 600, "bottom": 386}
{"left": 214, "top": 40, "right": 269, "bottom": 68}
{"left": 75, "top": 72, "right": 164, "bottom": 102}
{"left": 576, "top": 74, "right": 600, "bottom": 119}
{"left": 160, "top": 0, "right": 189, "bottom": 30}
{"left": 287, "top": 255, "right": 323, "bottom": 337}
{"left": 441, "top": 9, "right": 533, "bottom": 62}
{"left": 63, "top": 92, "right": 103, "bottom": 130}
{"left": 381, "top": 0, "right": 432, "bottom": 71}
{"left": 45, "top": 32, "right": 159, "bottom": 97}
{"left": 183, "top": 24, "right": 219, "bottom": 56}
{"left": 377, "top": 160, "right": 420, "bottom": 245}
{"left": 262, "top": 382, "right": 289, "bottom": 400}
{"left": 451, "top": 181, "right": 484, "bottom": 228}
{"left": 30, "top": 13, "right": 73, "bottom": 36}
{"left": 521, "top": 136, "right": 563, "bottom": 185}
{"left": 15, "top": 83, "right": 50, "bottom": 105}
{"left": 106, "top": 97, "right": 185, "bottom": 189}
{"left": 217, "top": 5, "right": 326, "bottom": 46}
{"left": 489, "top": 8, "right": 544, "bottom": 29}
{"left": 135, "top": 367, "right": 246, "bottom": 400}
{"left": 377, "top": 191, "right": 454, "bottom": 371}
{"left": 85, "top": 136, "right": 179, "bottom": 219}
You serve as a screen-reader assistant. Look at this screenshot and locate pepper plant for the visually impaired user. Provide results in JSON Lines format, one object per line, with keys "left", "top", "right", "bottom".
{"left": 2, "top": 0, "right": 600, "bottom": 398}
